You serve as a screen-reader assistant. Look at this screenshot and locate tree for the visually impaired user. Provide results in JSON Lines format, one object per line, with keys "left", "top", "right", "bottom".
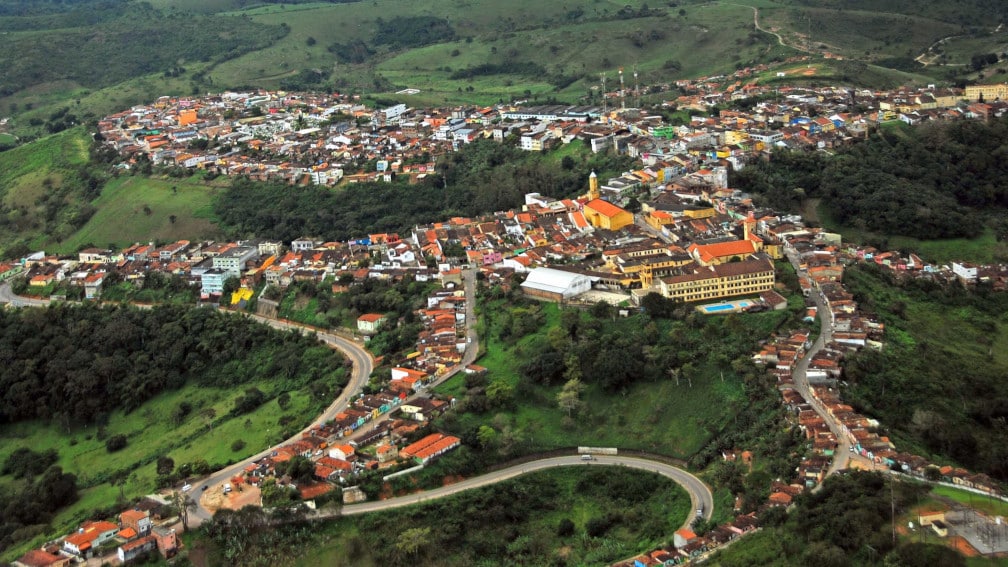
{"left": 279, "top": 455, "right": 315, "bottom": 483}
{"left": 486, "top": 377, "right": 515, "bottom": 407}
{"left": 556, "top": 378, "right": 584, "bottom": 417}
{"left": 105, "top": 434, "right": 128, "bottom": 452}
{"left": 395, "top": 526, "right": 432, "bottom": 559}
{"left": 173, "top": 490, "right": 196, "bottom": 532}
{"left": 156, "top": 456, "right": 175, "bottom": 476}
{"left": 557, "top": 518, "right": 576, "bottom": 537}
{"left": 168, "top": 214, "right": 177, "bottom": 225}
{"left": 200, "top": 407, "right": 217, "bottom": 430}
{"left": 477, "top": 425, "right": 499, "bottom": 449}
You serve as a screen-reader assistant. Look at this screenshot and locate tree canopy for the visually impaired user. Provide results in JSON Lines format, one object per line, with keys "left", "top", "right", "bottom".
{"left": 0, "top": 303, "right": 348, "bottom": 425}
{"left": 733, "top": 116, "right": 1008, "bottom": 240}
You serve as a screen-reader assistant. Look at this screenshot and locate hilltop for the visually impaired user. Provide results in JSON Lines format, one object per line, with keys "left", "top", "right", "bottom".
{"left": 3, "top": 0, "right": 1007, "bottom": 142}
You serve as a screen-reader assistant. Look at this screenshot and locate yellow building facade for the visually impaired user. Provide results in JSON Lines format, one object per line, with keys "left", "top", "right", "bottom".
{"left": 659, "top": 257, "right": 775, "bottom": 303}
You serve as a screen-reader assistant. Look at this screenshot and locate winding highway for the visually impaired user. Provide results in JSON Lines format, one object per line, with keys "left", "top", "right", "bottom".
{"left": 0, "top": 271, "right": 715, "bottom": 530}
{"left": 339, "top": 454, "right": 713, "bottom": 531}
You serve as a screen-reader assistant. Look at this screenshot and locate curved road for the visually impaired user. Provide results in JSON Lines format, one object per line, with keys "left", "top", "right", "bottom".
{"left": 189, "top": 321, "right": 374, "bottom": 523}
{"left": 339, "top": 455, "right": 713, "bottom": 531}
{"left": 1, "top": 274, "right": 715, "bottom": 528}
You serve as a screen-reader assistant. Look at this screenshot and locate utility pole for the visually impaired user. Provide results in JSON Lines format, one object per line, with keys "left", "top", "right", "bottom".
{"left": 891, "top": 475, "right": 896, "bottom": 546}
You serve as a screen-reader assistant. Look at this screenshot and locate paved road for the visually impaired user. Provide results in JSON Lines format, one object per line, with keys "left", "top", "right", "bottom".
{"left": 0, "top": 282, "right": 51, "bottom": 307}
{"left": 784, "top": 248, "right": 850, "bottom": 478}
{"left": 189, "top": 321, "right": 374, "bottom": 523}
{"left": 338, "top": 455, "right": 713, "bottom": 531}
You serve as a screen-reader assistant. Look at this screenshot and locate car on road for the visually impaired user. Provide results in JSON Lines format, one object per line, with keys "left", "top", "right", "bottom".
{"left": 202, "top": 485, "right": 208, "bottom": 491}
{"left": 181, "top": 483, "right": 192, "bottom": 492}
{"left": 696, "top": 504, "right": 704, "bottom": 517}
{"left": 581, "top": 454, "right": 594, "bottom": 461}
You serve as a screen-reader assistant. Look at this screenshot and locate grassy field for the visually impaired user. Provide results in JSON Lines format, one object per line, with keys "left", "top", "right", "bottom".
{"left": 46, "top": 174, "right": 223, "bottom": 253}
{"left": 931, "top": 485, "right": 1008, "bottom": 518}
{"left": 757, "top": 5, "right": 959, "bottom": 60}
{"left": 0, "top": 376, "right": 326, "bottom": 563}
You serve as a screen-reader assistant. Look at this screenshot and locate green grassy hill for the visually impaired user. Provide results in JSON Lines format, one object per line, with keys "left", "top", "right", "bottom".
{"left": 0, "top": 127, "right": 96, "bottom": 256}
{"left": 48, "top": 174, "right": 223, "bottom": 254}
{"left": 0, "top": 127, "right": 223, "bottom": 258}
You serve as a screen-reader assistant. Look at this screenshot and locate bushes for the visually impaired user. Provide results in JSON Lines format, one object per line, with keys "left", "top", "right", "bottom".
{"left": 105, "top": 434, "right": 128, "bottom": 452}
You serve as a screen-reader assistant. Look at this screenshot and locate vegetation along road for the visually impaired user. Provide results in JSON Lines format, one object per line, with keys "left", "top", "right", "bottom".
{"left": 338, "top": 454, "right": 714, "bottom": 532}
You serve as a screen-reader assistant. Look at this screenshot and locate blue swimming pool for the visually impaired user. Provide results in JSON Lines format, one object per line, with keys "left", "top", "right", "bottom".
{"left": 700, "top": 300, "right": 753, "bottom": 314}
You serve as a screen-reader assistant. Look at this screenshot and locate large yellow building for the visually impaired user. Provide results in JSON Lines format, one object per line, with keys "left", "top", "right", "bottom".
{"left": 659, "top": 256, "right": 775, "bottom": 303}
{"left": 583, "top": 198, "right": 633, "bottom": 231}
{"left": 965, "top": 83, "right": 1008, "bottom": 102}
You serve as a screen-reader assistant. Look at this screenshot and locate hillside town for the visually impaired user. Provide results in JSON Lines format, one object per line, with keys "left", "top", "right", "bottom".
{"left": 8, "top": 80, "right": 1008, "bottom": 566}
{"left": 95, "top": 78, "right": 1007, "bottom": 190}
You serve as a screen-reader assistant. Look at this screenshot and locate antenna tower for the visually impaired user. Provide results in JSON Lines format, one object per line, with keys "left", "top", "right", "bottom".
{"left": 619, "top": 67, "right": 625, "bottom": 110}
{"left": 633, "top": 64, "right": 639, "bottom": 108}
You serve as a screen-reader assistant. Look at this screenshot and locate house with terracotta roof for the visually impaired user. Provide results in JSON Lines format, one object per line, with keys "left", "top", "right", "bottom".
{"left": 117, "top": 535, "right": 156, "bottom": 563}
{"left": 12, "top": 549, "right": 71, "bottom": 567}
{"left": 356, "top": 313, "right": 387, "bottom": 335}
{"left": 63, "top": 520, "right": 119, "bottom": 557}
{"left": 120, "top": 509, "right": 152, "bottom": 537}
{"left": 583, "top": 199, "right": 633, "bottom": 231}
{"left": 687, "top": 239, "right": 757, "bottom": 266}
{"left": 400, "top": 433, "right": 461, "bottom": 464}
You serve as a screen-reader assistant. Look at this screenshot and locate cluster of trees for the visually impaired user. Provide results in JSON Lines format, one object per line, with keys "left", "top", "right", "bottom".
{"left": 841, "top": 263, "right": 1008, "bottom": 480}
{"left": 0, "top": 447, "right": 78, "bottom": 553}
{"left": 372, "top": 16, "right": 455, "bottom": 49}
{"left": 733, "top": 116, "right": 1008, "bottom": 240}
{"left": 0, "top": 303, "right": 348, "bottom": 425}
{"left": 448, "top": 61, "right": 546, "bottom": 81}
{"left": 275, "top": 276, "right": 433, "bottom": 358}
{"left": 215, "top": 139, "right": 634, "bottom": 243}
{"left": 325, "top": 15, "right": 454, "bottom": 65}
{"left": 448, "top": 287, "right": 804, "bottom": 477}
{"left": 970, "top": 52, "right": 1001, "bottom": 71}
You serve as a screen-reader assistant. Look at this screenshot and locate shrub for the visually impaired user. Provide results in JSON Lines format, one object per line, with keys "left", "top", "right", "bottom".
{"left": 105, "top": 434, "right": 128, "bottom": 453}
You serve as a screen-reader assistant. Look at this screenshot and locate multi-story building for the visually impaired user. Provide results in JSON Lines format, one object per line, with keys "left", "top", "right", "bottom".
{"left": 212, "top": 245, "right": 258, "bottom": 278}
{"left": 659, "top": 256, "right": 775, "bottom": 303}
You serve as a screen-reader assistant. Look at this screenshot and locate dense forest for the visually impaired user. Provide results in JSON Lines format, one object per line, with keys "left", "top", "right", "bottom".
{"left": 841, "top": 263, "right": 1008, "bottom": 481}
{"left": 711, "top": 472, "right": 958, "bottom": 567}
{"left": 0, "top": 457, "right": 79, "bottom": 554}
{"left": 215, "top": 139, "right": 634, "bottom": 242}
{"left": 732, "top": 117, "right": 1008, "bottom": 240}
{"left": 0, "top": 303, "right": 349, "bottom": 426}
